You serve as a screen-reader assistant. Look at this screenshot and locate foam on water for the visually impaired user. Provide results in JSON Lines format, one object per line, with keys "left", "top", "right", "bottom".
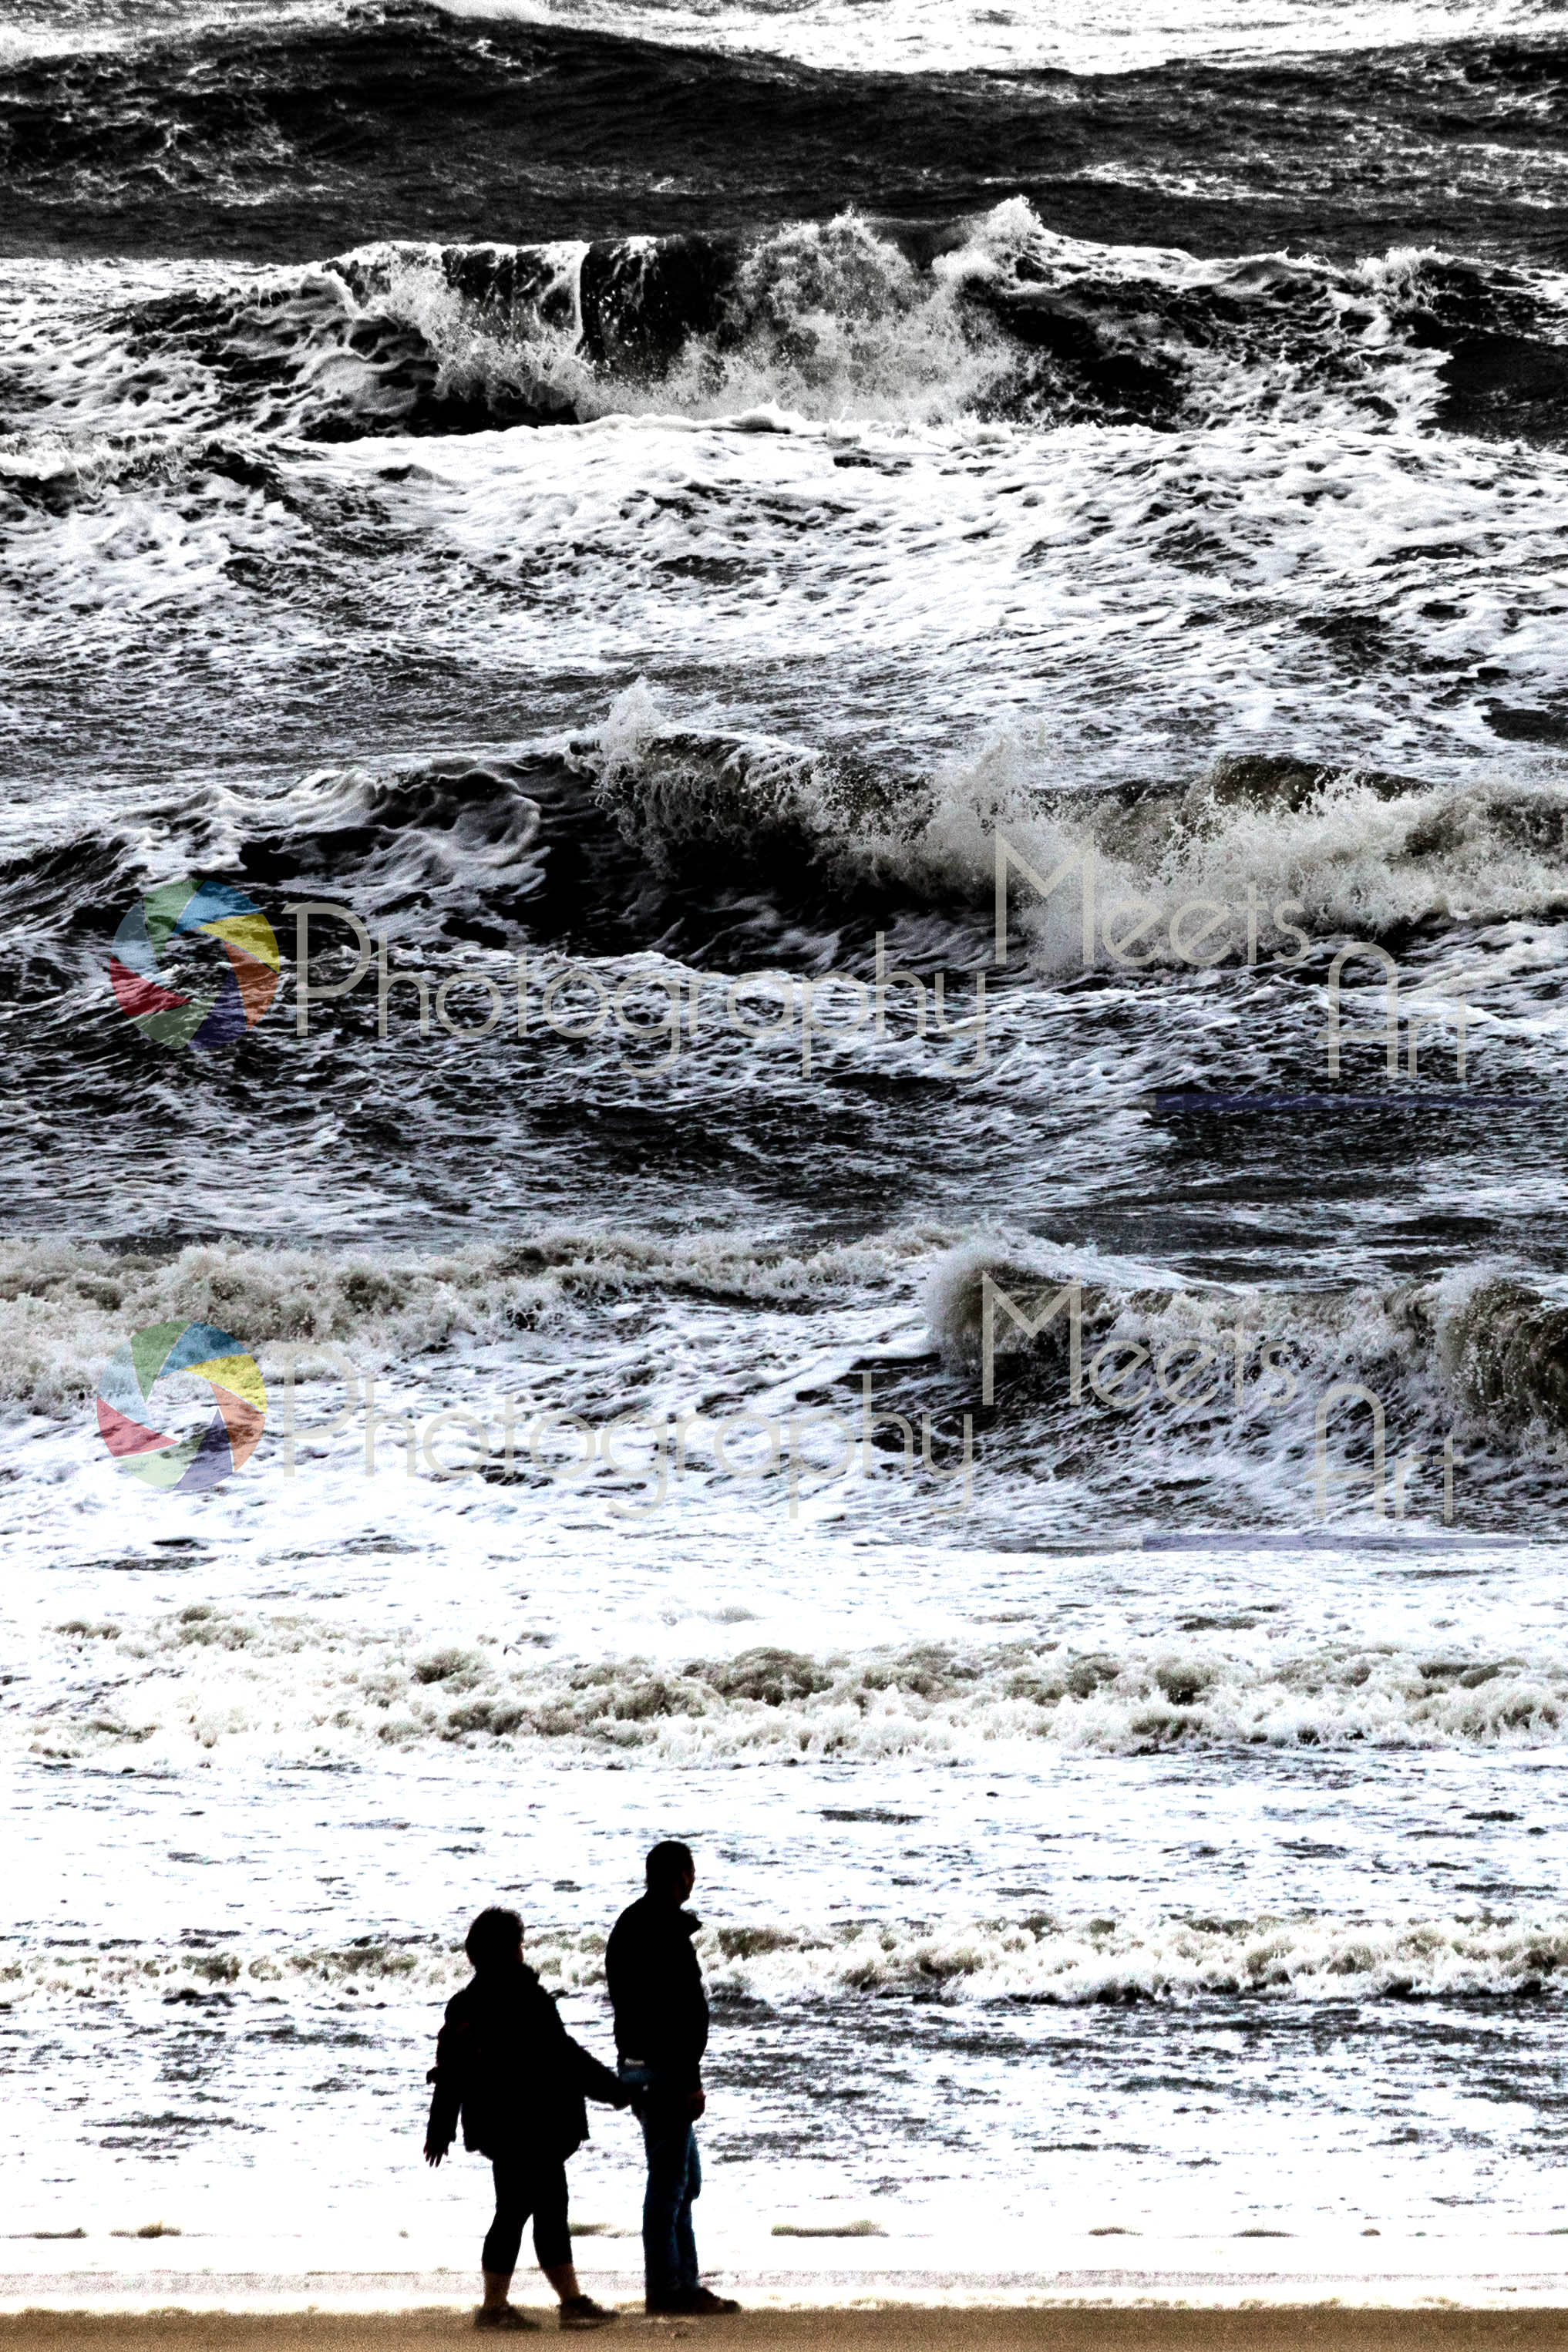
{"left": 9, "top": 206, "right": 1568, "bottom": 786}
{"left": 8, "top": 0, "right": 1561, "bottom": 81}
{"left": 10, "top": 1223, "right": 1568, "bottom": 1557}
{"left": 8, "top": 1900, "right": 1568, "bottom": 2007}
{"left": 435, "top": 0, "right": 1560, "bottom": 77}
{"left": 21, "top": 1606, "right": 1568, "bottom": 1766}
{"left": 9, "top": 1516, "right": 1568, "bottom": 2256}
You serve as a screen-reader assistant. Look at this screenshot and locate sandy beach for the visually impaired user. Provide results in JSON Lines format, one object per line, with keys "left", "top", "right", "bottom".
{"left": 5, "top": 2313, "right": 1568, "bottom": 2352}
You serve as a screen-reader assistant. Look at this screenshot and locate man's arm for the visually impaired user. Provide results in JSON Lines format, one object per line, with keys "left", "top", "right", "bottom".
{"left": 685, "top": 1940, "right": 710, "bottom": 2068}
{"left": 662, "top": 1930, "right": 708, "bottom": 2074}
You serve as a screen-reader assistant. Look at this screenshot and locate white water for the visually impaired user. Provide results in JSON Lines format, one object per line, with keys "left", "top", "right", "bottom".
{"left": 445, "top": 0, "right": 1558, "bottom": 79}
{"left": 10, "top": 1487, "right": 1568, "bottom": 2288}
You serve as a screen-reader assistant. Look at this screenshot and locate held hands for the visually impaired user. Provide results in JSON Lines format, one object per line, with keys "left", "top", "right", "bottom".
{"left": 617, "top": 2086, "right": 702, "bottom": 2119}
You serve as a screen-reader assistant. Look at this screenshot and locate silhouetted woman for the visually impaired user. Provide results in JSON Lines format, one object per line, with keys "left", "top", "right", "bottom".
{"left": 426, "top": 1906, "right": 635, "bottom": 2332}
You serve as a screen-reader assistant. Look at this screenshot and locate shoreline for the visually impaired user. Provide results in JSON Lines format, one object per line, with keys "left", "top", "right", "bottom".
{"left": 6, "top": 2266, "right": 1568, "bottom": 2319}
{"left": 6, "top": 2230, "right": 1568, "bottom": 2313}
{"left": 6, "top": 2237, "right": 1568, "bottom": 2317}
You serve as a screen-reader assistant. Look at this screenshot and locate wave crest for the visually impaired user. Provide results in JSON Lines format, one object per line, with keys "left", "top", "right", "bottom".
{"left": 19, "top": 204, "right": 1568, "bottom": 446}
{"left": 929, "top": 1250, "right": 1568, "bottom": 1448}
{"left": 29, "top": 1617, "right": 1568, "bottom": 1765}
{"left": 12, "top": 1903, "right": 1568, "bottom": 2009}
{"left": 584, "top": 692, "right": 1568, "bottom": 954}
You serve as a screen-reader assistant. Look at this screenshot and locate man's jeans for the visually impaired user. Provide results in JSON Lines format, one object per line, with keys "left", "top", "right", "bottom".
{"left": 619, "top": 2061, "right": 701, "bottom": 2300}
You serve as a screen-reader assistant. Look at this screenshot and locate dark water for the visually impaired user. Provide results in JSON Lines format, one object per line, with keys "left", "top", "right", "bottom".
{"left": 7, "top": 7, "right": 1568, "bottom": 268}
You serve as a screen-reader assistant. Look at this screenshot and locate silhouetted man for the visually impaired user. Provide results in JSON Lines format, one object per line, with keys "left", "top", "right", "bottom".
{"left": 426, "top": 1905, "right": 634, "bottom": 2331}
{"left": 605, "top": 1842, "right": 740, "bottom": 2317}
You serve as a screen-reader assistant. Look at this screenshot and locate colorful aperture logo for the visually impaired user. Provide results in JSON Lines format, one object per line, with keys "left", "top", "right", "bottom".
{"left": 96, "top": 1321, "right": 268, "bottom": 1494}
{"left": 109, "top": 879, "right": 279, "bottom": 1050}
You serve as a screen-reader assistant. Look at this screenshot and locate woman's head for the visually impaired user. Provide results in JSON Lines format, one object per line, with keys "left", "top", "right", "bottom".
{"left": 465, "top": 1906, "right": 524, "bottom": 1973}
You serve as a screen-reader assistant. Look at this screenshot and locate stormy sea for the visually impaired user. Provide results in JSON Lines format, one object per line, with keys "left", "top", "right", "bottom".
{"left": 5, "top": 0, "right": 1568, "bottom": 2305}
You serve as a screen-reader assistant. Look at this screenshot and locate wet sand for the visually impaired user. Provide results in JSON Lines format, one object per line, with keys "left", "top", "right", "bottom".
{"left": 2, "top": 2311, "right": 1566, "bottom": 2352}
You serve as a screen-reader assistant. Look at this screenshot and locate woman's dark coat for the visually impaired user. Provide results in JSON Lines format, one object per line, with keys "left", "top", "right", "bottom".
{"left": 426, "top": 1962, "right": 630, "bottom": 2161}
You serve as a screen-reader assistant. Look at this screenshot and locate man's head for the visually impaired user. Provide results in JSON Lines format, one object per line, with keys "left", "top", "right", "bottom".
{"left": 645, "top": 1839, "right": 695, "bottom": 1905}
{"left": 465, "top": 1905, "right": 524, "bottom": 1974}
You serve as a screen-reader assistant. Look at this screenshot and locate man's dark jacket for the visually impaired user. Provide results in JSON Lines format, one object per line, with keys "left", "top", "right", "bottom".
{"left": 604, "top": 1896, "right": 709, "bottom": 2091}
{"left": 426, "top": 1963, "right": 628, "bottom": 2161}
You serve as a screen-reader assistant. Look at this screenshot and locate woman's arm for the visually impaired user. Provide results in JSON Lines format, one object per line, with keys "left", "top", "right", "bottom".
{"left": 424, "top": 2014, "right": 470, "bottom": 2159}
{"left": 564, "top": 2034, "right": 638, "bottom": 2109}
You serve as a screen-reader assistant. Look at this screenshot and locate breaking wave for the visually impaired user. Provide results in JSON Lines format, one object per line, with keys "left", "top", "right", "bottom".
{"left": 9, "top": 712, "right": 1567, "bottom": 1021}
{"left": 11, "top": 205, "right": 1568, "bottom": 449}
{"left": 705, "top": 1910, "right": 1568, "bottom": 2004}
{"left": 9, "top": 1231, "right": 1568, "bottom": 1488}
{"left": 8, "top": 1905, "right": 1568, "bottom": 2007}
{"left": 27, "top": 1613, "right": 1568, "bottom": 1765}
{"left": 6, "top": 700, "right": 1568, "bottom": 994}
{"left": 929, "top": 1250, "right": 1568, "bottom": 1447}
{"left": 585, "top": 689, "right": 1568, "bottom": 959}
{"left": 0, "top": 1229, "right": 938, "bottom": 1413}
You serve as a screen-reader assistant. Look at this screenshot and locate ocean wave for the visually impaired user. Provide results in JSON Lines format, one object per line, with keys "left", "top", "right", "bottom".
{"left": 25, "top": 1613, "right": 1568, "bottom": 1765}
{"left": 49, "top": 224, "right": 1568, "bottom": 450}
{"left": 392, "top": 211, "right": 1568, "bottom": 442}
{"left": 434, "top": 0, "right": 1563, "bottom": 79}
{"left": 582, "top": 690, "right": 1568, "bottom": 953}
{"left": 8, "top": 1231, "right": 1568, "bottom": 1496}
{"left": 0, "top": 1929, "right": 472, "bottom": 2005}
{"left": 929, "top": 1250, "right": 1568, "bottom": 1447}
{"left": 12, "top": 203, "right": 1568, "bottom": 449}
{"left": 7, "top": 1903, "right": 1568, "bottom": 2007}
{"left": 0, "top": 1228, "right": 937, "bottom": 1413}
{"left": 707, "top": 1910, "right": 1568, "bottom": 2004}
{"left": 8, "top": 702, "right": 1567, "bottom": 1001}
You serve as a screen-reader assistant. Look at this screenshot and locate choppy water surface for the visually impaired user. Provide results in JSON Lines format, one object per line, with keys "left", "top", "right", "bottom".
{"left": 4, "top": 0, "right": 1568, "bottom": 2293}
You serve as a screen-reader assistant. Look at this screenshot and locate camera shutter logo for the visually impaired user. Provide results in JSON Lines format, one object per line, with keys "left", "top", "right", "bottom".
{"left": 108, "top": 880, "right": 279, "bottom": 1049}
{"left": 96, "top": 1321, "right": 268, "bottom": 1493}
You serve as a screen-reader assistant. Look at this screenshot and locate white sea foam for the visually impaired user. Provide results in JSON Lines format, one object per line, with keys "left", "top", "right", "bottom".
{"left": 7, "top": 1899, "right": 1567, "bottom": 2009}
{"left": 22, "top": 1605, "right": 1568, "bottom": 1768}
{"left": 10, "top": 210, "right": 1568, "bottom": 782}
{"left": 332, "top": 403, "right": 1568, "bottom": 781}
{"left": 6, "top": 0, "right": 1559, "bottom": 76}
{"left": 0, "top": 0, "right": 355, "bottom": 68}
{"left": 434, "top": 0, "right": 1558, "bottom": 79}
{"left": 0, "top": 1230, "right": 936, "bottom": 1414}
